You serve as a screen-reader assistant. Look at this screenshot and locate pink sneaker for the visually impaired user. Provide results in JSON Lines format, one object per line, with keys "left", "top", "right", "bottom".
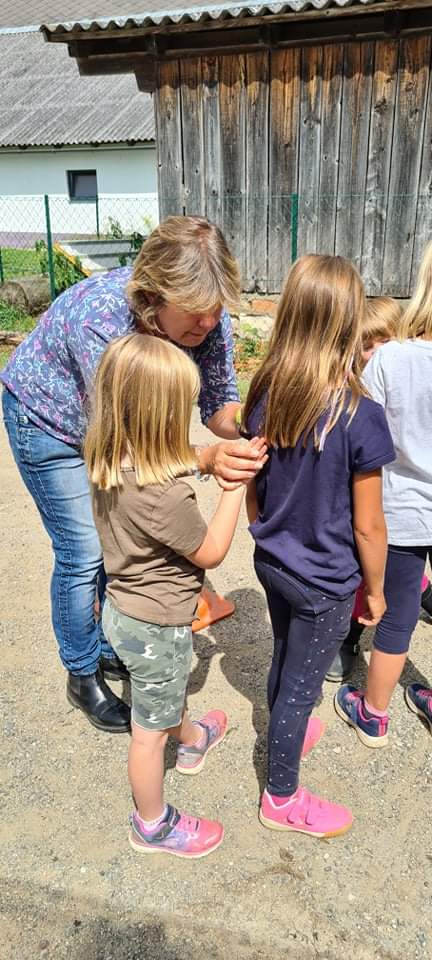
{"left": 129, "top": 805, "right": 224, "bottom": 859}
{"left": 259, "top": 787, "right": 353, "bottom": 839}
{"left": 301, "top": 716, "right": 326, "bottom": 758}
{"left": 176, "top": 710, "right": 228, "bottom": 775}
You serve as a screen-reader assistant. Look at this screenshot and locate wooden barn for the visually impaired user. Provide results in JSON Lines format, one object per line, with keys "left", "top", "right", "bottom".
{"left": 43, "top": 0, "right": 432, "bottom": 297}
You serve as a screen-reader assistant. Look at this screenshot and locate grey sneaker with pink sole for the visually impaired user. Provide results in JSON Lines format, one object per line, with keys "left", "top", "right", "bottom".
{"left": 176, "top": 710, "right": 228, "bottom": 775}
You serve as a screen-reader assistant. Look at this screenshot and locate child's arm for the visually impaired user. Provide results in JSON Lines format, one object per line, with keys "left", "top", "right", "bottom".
{"left": 352, "top": 469, "right": 387, "bottom": 627}
{"left": 246, "top": 479, "right": 258, "bottom": 524}
{"left": 185, "top": 486, "right": 245, "bottom": 570}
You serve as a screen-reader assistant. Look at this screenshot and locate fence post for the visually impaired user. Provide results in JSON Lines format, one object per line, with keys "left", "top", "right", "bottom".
{"left": 0, "top": 248, "right": 4, "bottom": 284}
{"left": 290, "top": 193, "right": 299, "bottom": 263}
{"left": 44, "top": 194, "right": 56, "bottom": 302}
{"left": 95, "top": 195, "right": 100, "bottom": 238}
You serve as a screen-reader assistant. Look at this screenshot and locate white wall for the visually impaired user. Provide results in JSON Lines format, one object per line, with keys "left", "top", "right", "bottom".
{"left": 0, "top": 143, "right": 158, "bottom": 235}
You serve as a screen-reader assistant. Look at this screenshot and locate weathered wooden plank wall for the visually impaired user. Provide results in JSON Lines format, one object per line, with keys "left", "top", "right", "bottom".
{"left": 383, "top": 37, "right": 431, "bottom": 296}
{"left": 317, "top": 44, "right": 343, "bottom": 255}
{"left": 156, "top": 36, "right": 432, "bottom": 296}
{"left": 297, "top": 46, "right": 322, "bottom": 258}
{"left": 268, "top": 49, "right": 300, "bottom": 291}
{"left": 412, "top": 47, "right": 432, "bottom": 282}
{"left": 180, "top": 58, "right": 205, "bottom": 216}
{"left": 245, "top": 52, "right": 269, "bottom": 292}
{"left": 335, "top": 42, "right": 374, "bottom": 271}
{"left": 361, "top": 41, "right": 398, "bottom": 295}
{"left": 155, "top": 61, "right": 183, "bottom": 219}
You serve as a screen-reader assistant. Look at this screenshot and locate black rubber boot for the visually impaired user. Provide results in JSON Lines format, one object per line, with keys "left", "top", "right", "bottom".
{"left": 66, "top": 668, "right": 131, "bottom": 733}
{"left": 99, "top": 653, "right": 129, "bottom": 682}
{"left": 421, "top": 582, "right": 432, "bottom": 618}
{"left": 325, "top": 621, "right": 363, "bottom": 683}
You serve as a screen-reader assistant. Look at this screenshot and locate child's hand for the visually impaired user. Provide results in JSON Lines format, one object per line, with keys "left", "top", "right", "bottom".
{"left": 208, "top": 437, "right": 268, "bottom": 490}
{"left": 358, "top": 592, "right": 386, "bottom": 627}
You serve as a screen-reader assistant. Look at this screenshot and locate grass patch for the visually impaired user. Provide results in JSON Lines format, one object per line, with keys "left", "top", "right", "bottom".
{"left": 0, "top": 301, "right": 35, "bottom": 333}
{"left": 0, "top": 345, "right": 15, "bottom": 369}
{"left": 1, "top": 247, "right": 41, "bottom": 277}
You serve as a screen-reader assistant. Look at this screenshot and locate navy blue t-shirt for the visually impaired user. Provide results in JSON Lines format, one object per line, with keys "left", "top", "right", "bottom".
{"left": 247, "top": 395, "right": 395, "bottom": 598}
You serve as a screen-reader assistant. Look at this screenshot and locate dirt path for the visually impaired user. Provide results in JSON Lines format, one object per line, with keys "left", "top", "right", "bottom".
{"left": 1, "top": 411, "right": 431, "bottom": 960}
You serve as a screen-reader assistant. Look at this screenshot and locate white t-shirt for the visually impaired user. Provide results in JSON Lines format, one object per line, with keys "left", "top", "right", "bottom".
{"left": 363, "top": 339, "right": 432, "bottom": 545}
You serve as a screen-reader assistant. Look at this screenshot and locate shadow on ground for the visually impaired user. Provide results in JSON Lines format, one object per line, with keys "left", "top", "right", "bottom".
{"left": 0, "top": 877, "right": 303, "bottom": 960}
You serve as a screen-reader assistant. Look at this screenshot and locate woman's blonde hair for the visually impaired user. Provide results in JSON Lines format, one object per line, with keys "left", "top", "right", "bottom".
{"left": 85, "top": 334, "right": 200, "bottom": 489}
{"left": 362, "top": 297, "right": 401, "bottom": 345}
{"left": 127, "top": 216, "right": 241, "bottom": 332}
{"left": 242, "top": 254, "right": 367, "bottom": 449}
{"left": 401, "top": 241, "right": 432, "bottom": 340}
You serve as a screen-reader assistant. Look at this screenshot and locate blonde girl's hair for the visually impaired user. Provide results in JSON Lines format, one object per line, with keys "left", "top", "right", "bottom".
{"left": 242, "top": 254, "right": 367, "bottom": 449}
{"left": 84, "top": 334, "right": 200, "bottom": 489}
{"left": 127, "top": 216, "right": 241, "bottom": 332}
{"left": 401, "top": 241, "right": 432, "bottom": 340}
{"left": 362, "top": 297, "right": 402, "bottom": 345}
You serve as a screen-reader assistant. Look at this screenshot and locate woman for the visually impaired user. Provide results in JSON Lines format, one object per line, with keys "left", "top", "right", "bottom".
{"left": 1, "top": 215, "right": 265, "bottom": 733}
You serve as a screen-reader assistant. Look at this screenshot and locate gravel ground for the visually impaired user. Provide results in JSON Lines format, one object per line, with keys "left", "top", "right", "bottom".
{"left": 1, "top": 410, "right": 432, "bottom": 960}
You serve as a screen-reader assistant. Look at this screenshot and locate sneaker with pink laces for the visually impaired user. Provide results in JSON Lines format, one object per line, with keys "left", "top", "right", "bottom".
{"left": 176, "top": 710, "right": 227, "bottom": 775}
{"left": 129, "top": 805, "right": 224, "bottom": 859}
{"left": 301, "top": 716, "right": 326, "bottom": 758}
{"left": 259, "top": 787, "right": 353, "bottom": 839}
{"left": 334, "top": 684, "right": 389, "bottom": 748}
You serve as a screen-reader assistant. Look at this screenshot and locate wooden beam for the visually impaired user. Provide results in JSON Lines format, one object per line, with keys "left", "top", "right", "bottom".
{"left": 61, "top": 7, "right": 432, "bottom": 71}
{"left": 77, "top": 54, "right": 153, "bottom": 76}
{"left": 136, "top": 63, "right": 157, "bottom": 92}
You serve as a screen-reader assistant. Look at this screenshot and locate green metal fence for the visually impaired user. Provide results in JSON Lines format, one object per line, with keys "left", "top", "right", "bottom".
{"left": 0, "top": 192, "right": 430, "bottom": 306}
{"left": 0, "top": 194, "right": 158, "bottom": 303}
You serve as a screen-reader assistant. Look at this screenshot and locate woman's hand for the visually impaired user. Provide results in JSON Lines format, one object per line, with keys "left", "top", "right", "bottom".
{"left": 358, "top": 591, "right": 386, "bottom": 628}
{"left": 198, "top": 437, "right": 268, "bottom": 490}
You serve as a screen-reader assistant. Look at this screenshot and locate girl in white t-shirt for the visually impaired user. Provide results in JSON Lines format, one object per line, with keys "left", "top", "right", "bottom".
{"left": 335, "top": 243, "right": 432, "bottom": 744}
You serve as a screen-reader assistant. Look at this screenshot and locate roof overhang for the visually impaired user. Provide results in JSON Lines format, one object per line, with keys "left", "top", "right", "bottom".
{"left": 41, "top": 0, "right": 432, "bottom": 92}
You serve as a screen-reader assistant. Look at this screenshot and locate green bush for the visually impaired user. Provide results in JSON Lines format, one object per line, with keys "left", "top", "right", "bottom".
{"left": 35, "top": 240, "right": 85, "bottom": 294}
{"left": 0, "top": 301, "right": 35, "bottom": 332}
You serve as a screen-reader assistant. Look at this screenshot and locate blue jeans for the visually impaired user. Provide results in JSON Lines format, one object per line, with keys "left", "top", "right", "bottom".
{"left": 255, "top": 549, "right": 354, "bottom": 796}
{"left": 2, "top": 388, "right": 114, "bottom": 674}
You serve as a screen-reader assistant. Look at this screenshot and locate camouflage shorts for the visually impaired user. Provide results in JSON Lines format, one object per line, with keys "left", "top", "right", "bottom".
{"left": 102, "top": 598, "right": 193, "bottom": 731}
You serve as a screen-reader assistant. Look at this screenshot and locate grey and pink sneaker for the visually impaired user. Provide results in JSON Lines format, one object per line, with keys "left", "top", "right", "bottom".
{"left": 259, "top": 787, "right": 353, "bottom": 839}
{"left": 405, "top": 683, "right": 432, "bottom": 733}
{"left": 129, "top": 806, "right": 224, "bottom": 859}
{"left": 176, "top": 710, "right": 228, "bottom": 775}
{"left": 334, "top": 684, "right": 389, "bottom": 748}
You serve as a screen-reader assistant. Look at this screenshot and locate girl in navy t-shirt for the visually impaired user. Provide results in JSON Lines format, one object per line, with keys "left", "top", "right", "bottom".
{"left": 243, "top": 254, "right": 394, "bottom": 839}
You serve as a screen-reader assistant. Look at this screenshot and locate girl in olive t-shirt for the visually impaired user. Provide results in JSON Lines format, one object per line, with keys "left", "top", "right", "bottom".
{"left": 85, "top": 332, "right": 250, "bottom": 860}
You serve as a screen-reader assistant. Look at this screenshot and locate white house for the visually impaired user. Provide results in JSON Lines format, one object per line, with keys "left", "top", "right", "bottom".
{"left": 0, "top": 21, "right": 157, "bottom": 241}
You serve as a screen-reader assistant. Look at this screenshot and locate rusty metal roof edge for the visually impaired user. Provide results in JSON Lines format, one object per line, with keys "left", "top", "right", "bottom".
{"left": 40, "top": 0, "right": 389, "bottom": 35}
{"left": 0, "top": 136, "right": 155, "bottom": 147}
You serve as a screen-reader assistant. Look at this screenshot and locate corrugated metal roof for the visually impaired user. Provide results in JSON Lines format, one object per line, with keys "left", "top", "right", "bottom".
{"left": 0, "top": 0, "right": 395, "bottom": 32}
{"left": 0, "top": 31, "right": 155, "bottom": 147}
{"left": 0, "top": 2, "right": 153, "bottom": 31}
{"left": 40, "top": 0, "right": 391, "bottom": 33}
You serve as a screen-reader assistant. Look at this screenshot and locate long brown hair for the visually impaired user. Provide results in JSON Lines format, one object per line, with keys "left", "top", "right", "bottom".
{"left": 85, "top": 334, "right": 200, "bottom": 489}
{"left": 127, "top": 215, "right": 241, "bottom": 333}
{"left": 242, "top": 255, "right": 367, "bottom": 449}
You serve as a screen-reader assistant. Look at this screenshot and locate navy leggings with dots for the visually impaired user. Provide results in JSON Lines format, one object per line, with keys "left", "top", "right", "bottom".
{"left": 255, "top": 550, "right": 355, "bottom": 797}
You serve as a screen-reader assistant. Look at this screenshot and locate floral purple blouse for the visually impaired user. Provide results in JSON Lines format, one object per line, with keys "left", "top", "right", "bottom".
{"left": 1, "top": 266, "right": 239, "bottom": 446}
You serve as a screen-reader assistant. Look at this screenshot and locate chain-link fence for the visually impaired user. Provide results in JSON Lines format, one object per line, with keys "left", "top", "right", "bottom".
{"left": 0, "top": 192, "right": 430, "bottom": 306}
{"left": 0, "top": 194, "right": 159, "bottom": 301}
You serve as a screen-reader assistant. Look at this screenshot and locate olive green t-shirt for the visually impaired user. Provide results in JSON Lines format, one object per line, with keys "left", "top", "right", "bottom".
{"left": 92, "top": 471, "right": 207, "bottom": 626}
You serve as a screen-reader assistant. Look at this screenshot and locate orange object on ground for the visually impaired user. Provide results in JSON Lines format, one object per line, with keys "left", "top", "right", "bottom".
{"left": 192, "top": 587, "right": 235, "bottom": 633}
